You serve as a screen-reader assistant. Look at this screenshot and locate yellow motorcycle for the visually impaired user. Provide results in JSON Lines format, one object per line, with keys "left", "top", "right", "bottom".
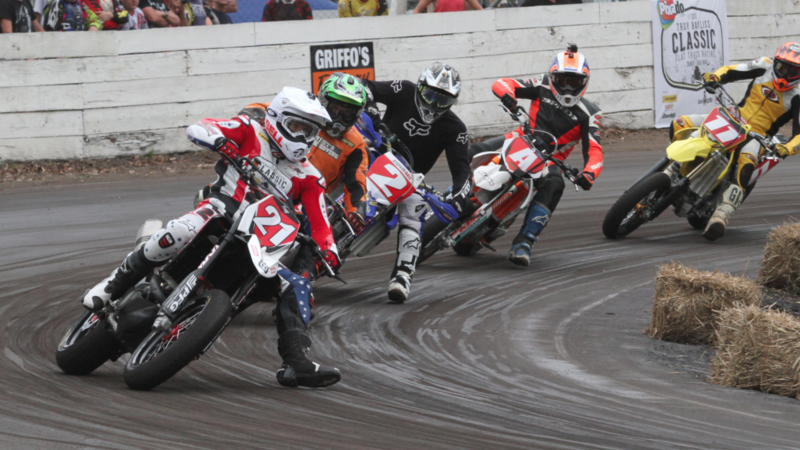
{"left": 603, "top": 86, "right": 786, "bottom": 239}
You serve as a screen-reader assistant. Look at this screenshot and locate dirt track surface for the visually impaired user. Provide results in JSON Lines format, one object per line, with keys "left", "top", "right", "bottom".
{"left": 2, "top": 143, "right": 800, "bottom": 449}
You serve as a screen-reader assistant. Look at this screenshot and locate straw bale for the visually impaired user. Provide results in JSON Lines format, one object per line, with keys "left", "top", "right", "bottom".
{"left": 710, "top": 305, "right": 800, "bottom": 399}
{"left": 646, "top": 262, "right": 762, "bottom": 345}
{"left": 759, "top": 222, "right": 800, "bottom": 294}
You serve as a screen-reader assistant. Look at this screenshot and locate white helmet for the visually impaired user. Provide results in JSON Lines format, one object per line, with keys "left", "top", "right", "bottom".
{"left": 415, "top": 62, "right": 461, "bottom": 124}
{"left": 548, "top": 44, "right": 590, "bottom": 108}
{"left": 264, "top": 87, "right": 331, "bottom": 162}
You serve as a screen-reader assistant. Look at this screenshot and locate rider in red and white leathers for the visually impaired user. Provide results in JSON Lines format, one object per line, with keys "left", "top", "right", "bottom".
{"left": 81, "top": 87, "right": 342, "bottom": 388}
{"left": 469, "top": 45, "right": 603, "bottom": 266}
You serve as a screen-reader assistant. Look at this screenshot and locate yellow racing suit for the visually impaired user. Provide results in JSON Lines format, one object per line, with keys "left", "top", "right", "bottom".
{"left": 672, "top": 57, "right": 800, "bottom": 188}
{"left": 337, "top": 0, "right": 387, "bottom": 17}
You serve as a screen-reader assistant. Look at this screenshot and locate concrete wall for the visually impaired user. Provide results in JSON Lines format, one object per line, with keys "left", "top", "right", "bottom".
{"left": 1, "top": 0, "right": 799, "bottom": 161}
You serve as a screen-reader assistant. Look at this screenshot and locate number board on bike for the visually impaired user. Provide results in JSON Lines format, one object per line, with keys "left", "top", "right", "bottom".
{"left": 250, "top": 197, "right": 300, "bottom": 248}
{"left": 502, "top": 137, "right": 545, "bottom": 175}
{"left": 366, "top": 153, "right": 415, "bottom": 205}
{"left": 702, "top": 107, "right": 747, "bottom": 148}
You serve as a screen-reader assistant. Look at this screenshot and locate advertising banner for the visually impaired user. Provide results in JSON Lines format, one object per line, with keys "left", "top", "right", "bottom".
{"left": 652, "top": 0, "right": 729, "bottom": 128}
{"left": 310, "top": 42, "right": 375, "bottom": 94}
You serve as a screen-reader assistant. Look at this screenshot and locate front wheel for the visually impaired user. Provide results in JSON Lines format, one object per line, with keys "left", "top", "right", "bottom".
{"left": 123, "top": 290, "right": 232, "bottom": 391}
{"left": 602, "top": 173, "right": 672, "bottom": 239}
{"left": 56, "top": 311, "right": 120, "bottom": 375}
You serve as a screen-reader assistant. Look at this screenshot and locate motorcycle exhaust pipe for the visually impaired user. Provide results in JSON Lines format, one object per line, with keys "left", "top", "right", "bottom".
{"left": 134, "top": 219, "right": 164, "bottom": 251}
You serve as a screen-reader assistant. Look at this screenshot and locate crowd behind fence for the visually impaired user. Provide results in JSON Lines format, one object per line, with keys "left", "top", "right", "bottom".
{"left": 0, "top": 0, "right": 640, "bottom": 33}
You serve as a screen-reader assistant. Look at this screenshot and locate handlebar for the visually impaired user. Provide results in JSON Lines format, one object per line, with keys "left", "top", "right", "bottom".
{"left": 377, "top": 123, "right": 416, "bottom": 169}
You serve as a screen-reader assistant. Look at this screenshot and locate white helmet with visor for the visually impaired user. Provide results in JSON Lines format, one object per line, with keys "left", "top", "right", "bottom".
{"left": 264, "top": 87, "right": 331, "bottom": 162}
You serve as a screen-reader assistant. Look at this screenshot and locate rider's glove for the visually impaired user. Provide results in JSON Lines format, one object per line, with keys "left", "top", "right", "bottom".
{"left": 447, "top": 191, "right": 470, "bottom": 217}
{"left": 702, "top": 72, "right": 720, "bottom": 84}
{"left": 775, "top": 143, "right": 798, "bottom": 158}
{"left": 500, "top": 93, "right": 518, "bottom": 111}
{"left": 345, "top": 203, "right": 367, "bottom": 234}
{"left": 322, "top": 248, "right": 342, "bottom": 274}
{"left": 213, "top": 137, "right": 239, "bottom": 158}
{"left": 575, "top": 171, "right": 595, "bottom": 191}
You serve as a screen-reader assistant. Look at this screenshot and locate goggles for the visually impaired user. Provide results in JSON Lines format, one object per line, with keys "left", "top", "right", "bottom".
{"left": 550, "top": 72, "right": 588, "bottom": 95}
{"left": 418, "top": 85, "right": 458, "bottom": 109}
{"left": 282, "top": 115, "right": 320, "bottom": 142}
{"left": 775, "top": 60, "right": 800, "bottom": 81}
{"left": 326, "top": 99, "right": 361, "bottom": 123}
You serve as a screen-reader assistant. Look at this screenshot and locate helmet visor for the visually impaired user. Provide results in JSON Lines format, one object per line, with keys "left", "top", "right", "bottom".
{"left": 775, "top": 60, "right": 800, "bottom": 82}
{"left": 418, "top": 85, "right": 458, "bottom": 109}
{"left": 326, "top": 99, "right": 361, "bottom": 123}
{"left": 282, "top": 115, "right": 320, "bottom": 142}
{"left": 550, "top": 72, "right": 588, "bottom": 96}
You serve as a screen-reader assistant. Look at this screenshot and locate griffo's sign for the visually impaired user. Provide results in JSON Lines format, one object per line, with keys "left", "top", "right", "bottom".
{"left": 310, "top": 42, "right": 375, "bottom": 94}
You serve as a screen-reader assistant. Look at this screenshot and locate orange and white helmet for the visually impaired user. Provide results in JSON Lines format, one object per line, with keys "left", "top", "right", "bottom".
{"left": 549, "top": 43, "right": 590, "bottom": 108}
{"left": 773, "top": 42, "right": 800, "bottom": 92}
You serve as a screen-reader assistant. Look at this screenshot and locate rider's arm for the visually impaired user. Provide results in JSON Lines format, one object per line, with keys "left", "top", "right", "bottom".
{"left": 491, "top": 78, "right": 540, "bottom": 102}
{"left": 444, "top": 125, "right": 472, "bottom": 202}
{"left": 713, "top": 57, "right": 770, "bottom": 84}
{"left": 298, "top": 175, "right": 335, "bottom": 252}
{"left": 185, "top": 116, "right": 252, "bottom": 152}
{"left": 579, "top": 110, "right": 604, "bottom": 179}
{"left": 342, "top": 145, "right": 368, "bottom": 212}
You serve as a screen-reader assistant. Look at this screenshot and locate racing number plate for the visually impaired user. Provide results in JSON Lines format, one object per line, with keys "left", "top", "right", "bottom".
{"left": 502, "top": 137, "right": 545, "bottom": 175}
{"left": 251, "top": 197, "right": 299, "bottom": 248}
{"left": 703, "top": 107, "right": 747, "bottom": 148}
{"left": 366, "top": 153, "right": 415, "bottom": 205}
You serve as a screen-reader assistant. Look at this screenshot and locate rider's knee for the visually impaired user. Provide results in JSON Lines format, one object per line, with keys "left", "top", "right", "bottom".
{"left": 142, "top": 218, "right": 198, "bottom": 263}
{"left": 736, "top": 153, "right": 757, "bottom": 188}
{"left": 670, "top": 115, "right": 696, "bottom": 142}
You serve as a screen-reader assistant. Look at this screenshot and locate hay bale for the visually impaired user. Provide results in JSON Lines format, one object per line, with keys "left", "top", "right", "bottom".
{"left": 759, "top": 222, "right": 800, "bottom": 294}
{"left": 710, "top": 305, "right": 800, "bottom": 399}
{"left": 646, "top": 262, "right": 762, "bottom": 345}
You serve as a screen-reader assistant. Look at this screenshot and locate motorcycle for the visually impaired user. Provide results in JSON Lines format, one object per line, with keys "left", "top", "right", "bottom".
{"left": 418, "top": 105, "right": 581, "bottom": 264}
{"left": 602, "top": 85, "right": 787, "bottom": 239}
{"left": 327, "top": 117, "right": 458, "bottom": 260}
{"left": 122, "top": 154, "right": 337, "bottom": 391}
{"left": 56, "top": 220, "right": 166, "bottom": 376}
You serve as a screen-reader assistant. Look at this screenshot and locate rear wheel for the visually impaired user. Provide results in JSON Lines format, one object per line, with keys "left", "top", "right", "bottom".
{"left": 453, "top": 241, "right": 481, "bottom": 257}
{"left": 56, "top": 311, "right": 120, "bottom": 375}
{"left": 602, "top": 173, "right": 672, "bottom": 239}
{"left": 123, "top": 290, "right": 232, "bottom": 391}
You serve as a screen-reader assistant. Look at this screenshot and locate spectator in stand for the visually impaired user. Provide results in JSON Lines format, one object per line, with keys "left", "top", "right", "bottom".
{"left": 84, "top": 0, "right": 129, "bottom": 30}
{"left": 261, "top": 0, "right": 311, "bottom": 21}
{"left": 117, "top": 0, "right": 146, "bottom": 28}
{"left": 41, "top": 0, "right": 102, "bottom": 30}
{"left": 139, "top": 0, "right": 179, "bottom": 26}
{"left": 412, "top": 0, "right": 481, "bottom": 13}
{"left": 521, "top": 0, "right": 581, "bottom": 6}
{"left": 204, "top": 0, "right": 232, "bottom": 24}
{"left": 338, "top": 0, "right": 387, "bottom": 17}
{"left": 0, "top": 0, "right": 44, "bottom": 32}
{"left": 181, "top": 0, "right": 211, "bottom": 25}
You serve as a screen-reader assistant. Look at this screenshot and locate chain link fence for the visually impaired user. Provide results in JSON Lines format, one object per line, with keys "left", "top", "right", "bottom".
{"left": 227, "top": 0, "right": 638, "bottom": 23}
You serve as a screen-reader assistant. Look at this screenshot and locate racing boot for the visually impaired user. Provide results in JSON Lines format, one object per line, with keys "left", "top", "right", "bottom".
{"left": 507, "top": 203, "right": 551, "bottom": 267}
{"left": 703, "top": 184, "right": 744, "bottom": 241}
{"left": 81, "top": 247, "right": 154, "bottom": 311}
{"left": 388, "top": 226, "right": 420, "bottom": 303}
{"left": 276, "top": 330, "right": 341, "bottom": 388}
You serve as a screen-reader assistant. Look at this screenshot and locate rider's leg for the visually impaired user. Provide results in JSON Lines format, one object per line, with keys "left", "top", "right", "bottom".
{"left": 81, "top": 200, "right": 223, "bottom": 311}
{"left": 467, "top": 135, "right": 506, "bottom": 161}
{"left": 703, "top": 141, "right": 759, "bottom": 241}
{"left": 508, "top": 165, "right": 564, "bottom": 267}
{"left": 274, "top": 268, "right": 341, "bottom": 388}
{"left": 388, "top": 192, "right": 428, "bottom": 303}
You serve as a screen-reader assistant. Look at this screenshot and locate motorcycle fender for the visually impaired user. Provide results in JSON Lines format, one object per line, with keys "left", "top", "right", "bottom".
{"left": 666, "top": 137, "right": 712, "bottom": 163}
{"left": 160, "top": 269, "right": 203, "bottom": 321}
{"left": 474, "top": 164, "right": 511, "bottom": 191}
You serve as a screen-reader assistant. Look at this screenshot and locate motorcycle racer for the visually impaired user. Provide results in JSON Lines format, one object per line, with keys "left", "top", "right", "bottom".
{"left": 670, "top": 42, "right": 800, "bottom": 240}
{"left": 471, "top": 44, "right": 603, "bottom": 266}
{"left": 363, "top": 62, "right": 472, "bottom": 303}
{"left": 82, "top": 87, "right": 342, "bottom": 388}
{"left": 239, "top": 73, "right": 370, "bottom": 235}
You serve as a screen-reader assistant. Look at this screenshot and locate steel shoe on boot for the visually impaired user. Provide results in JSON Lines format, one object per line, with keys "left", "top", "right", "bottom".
{"left": 703, "top": 184, "right": 744, "bottom": 241}
{"left": 387, "top": 272, "right": 411, "bottom": 303}
{"left": 507, "top": 240, "right": 533, "bottom": 267}
{"left": 276, "top": 331, "right": 341, "bottom": 388}
{"left": 81, "top": 248, "right": 154, "bottom": 312}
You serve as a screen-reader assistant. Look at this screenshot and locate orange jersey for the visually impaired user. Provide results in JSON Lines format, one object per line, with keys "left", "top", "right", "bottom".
{"left": 242, "top": 102, "right": 369, "bottom": 212}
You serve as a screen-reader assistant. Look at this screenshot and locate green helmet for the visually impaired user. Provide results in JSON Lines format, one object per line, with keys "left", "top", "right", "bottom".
{"left": 318, "top": 72, "right": 367, "bottom": 137}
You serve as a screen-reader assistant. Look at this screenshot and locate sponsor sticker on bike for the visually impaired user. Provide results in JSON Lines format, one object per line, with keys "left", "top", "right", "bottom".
{"left": 502, "top": 137, "right": 545, "bottom": 175}
{"left": 255, "top": 160, "right": 293, "bottom": 194}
